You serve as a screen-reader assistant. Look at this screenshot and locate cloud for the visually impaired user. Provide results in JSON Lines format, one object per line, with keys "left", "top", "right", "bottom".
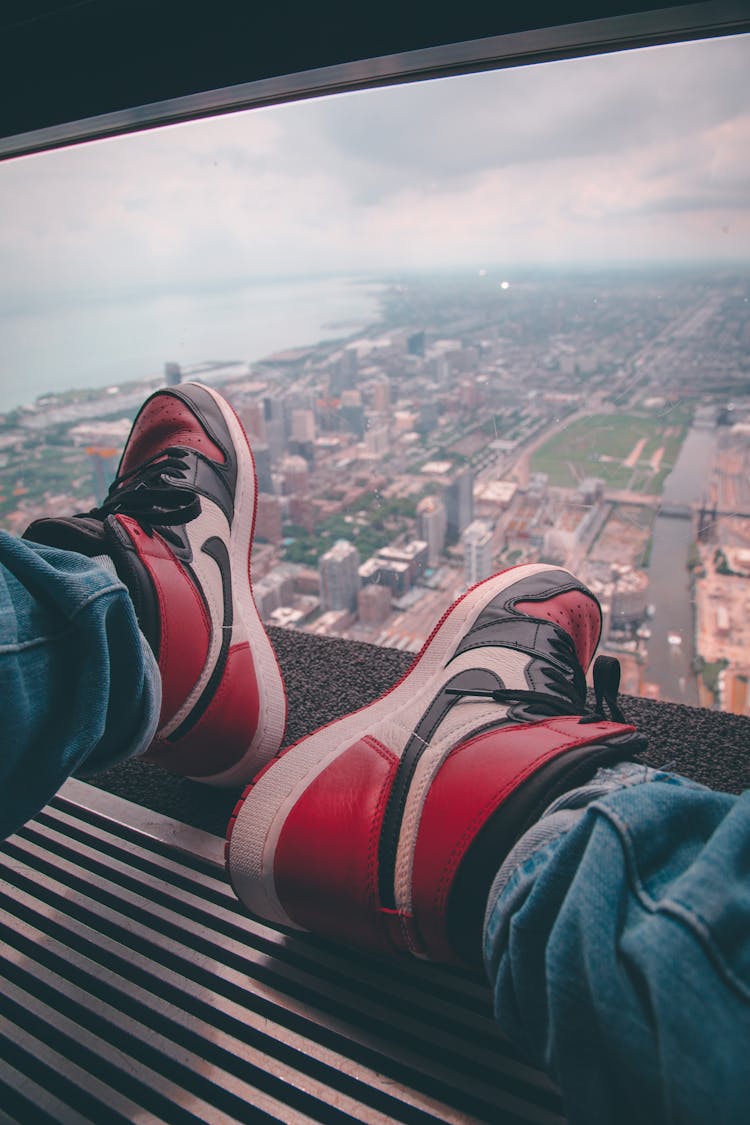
{"left": 0, "top": 29, "right": 748, "bottom": 310}
{"left": 289, "top": 33, "right": 750, "bottom": 198}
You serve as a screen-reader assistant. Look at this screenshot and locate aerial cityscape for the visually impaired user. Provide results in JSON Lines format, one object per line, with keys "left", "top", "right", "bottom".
{"left": 1, "top": 267, "right": 749, "bottom": 715}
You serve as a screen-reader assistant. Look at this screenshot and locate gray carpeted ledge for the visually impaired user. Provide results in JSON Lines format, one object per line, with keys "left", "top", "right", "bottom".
{"left": 88, "top": 627, "right": 750, "bottom": 838}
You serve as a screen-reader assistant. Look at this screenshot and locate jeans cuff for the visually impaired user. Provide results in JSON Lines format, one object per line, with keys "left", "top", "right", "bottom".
{"left": 482, "top": 762, "right": 663, "bottom": 954}
{"left": 75, "top": 628, "right": 161, "bottom": 776}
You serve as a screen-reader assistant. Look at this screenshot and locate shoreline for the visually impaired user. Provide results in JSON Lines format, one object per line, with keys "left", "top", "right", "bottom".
{"left": 0, "top": 277, "right": 389, "bottom": 419}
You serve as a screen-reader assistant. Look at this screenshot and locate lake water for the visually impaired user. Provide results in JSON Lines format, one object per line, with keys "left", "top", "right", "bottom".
{"left": 644, "top": 427, "right": 717, "bottom": 704}
{"left": 0, "top": 276, "right": 383, "bottom": 413}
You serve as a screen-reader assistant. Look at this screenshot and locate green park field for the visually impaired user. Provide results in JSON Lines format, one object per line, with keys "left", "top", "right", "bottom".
{"left": 530, "top": 409, "right": 691, "bottom": 493}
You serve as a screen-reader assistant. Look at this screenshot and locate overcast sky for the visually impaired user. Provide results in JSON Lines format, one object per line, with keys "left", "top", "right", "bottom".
{"left": 2, "top": 31, "right": 749, "bottom": 309}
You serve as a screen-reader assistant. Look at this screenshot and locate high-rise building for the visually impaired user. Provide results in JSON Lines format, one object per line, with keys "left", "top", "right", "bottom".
{"left": 407, "top": 331, "right": 425, "bottom": 357}
{"left": 287, "top": 439, "right": 315, "bottom": 465}
{"left": 377, "top": 541, "right": 428, "bottom": 583}
{"left": 338, "top": 388, "right": 365, "bottom": 438}
{"left": 252, "top": 443, "right": 273, "bottom": 494}
{"left": 288, "top": 494, "right": 317, "bottom": 532}
{"left": 255, "top": 494, "right": 283, "bottom": 543}
{"left": 263, "top": 397, "right": 286, "bottom": 458}
{"left": 340, "top": 347, "right": 358, "bottom": 380}
{"left": 357, "top": 583, "right": 391, "bottom": 626}
{"left": 359, "top": 556, "right": 410, "bottom": 597}
{"left": 291, "top": 408, "right": 316, "bottom": 443}
{"left": 445, "top": 466, "right": 474, "bottom": 542}
{"left": 416, "top": 401, "right": 439, "bottom": 435}
{"left": 417, "top": 496, "right": 447, "bottom": 566}
{"left": 459, "top": 376, "right": 480, "bottom": 409}
{"left": 320, "top": 539, "right": 361, "bottom": 612}
{"left": 365, "top": 425, "right": 389, "bottom": 456}
{"left": 265, "top": 418, "right": 285, "bottom": 460}
{"left": 433, "top": 354, "right": 451, "bottom": 383}
{"left": 240, "top": 401, "right": 266, "bottom": 443}
{"left": 393, "top": 410, "right": 416, "bottom": 432}
{"left": 164, "top": 362, "right": 182, "bottom": 386}
{"left": 316, "top": 397, "right": 339, "bottom": 433}
{"left": 462, "top": 520, "right": 494, "bottom": 586}
{"left": 253, "top": 570, "right": 296, "bottom": 619}
{"left": 330, "top": 347, "right": 358, "bottom": 395}
{"left": 264, "top": 396, "right": 286, "bottom": 427}
{"left": 280, "top": 455, "right": 309, "bottom": 496}
{"left": 340, "top": 402, "right": 366, "bottom": 439}
{"left": 372, "top": 377, "right": 391, "bottom": 412}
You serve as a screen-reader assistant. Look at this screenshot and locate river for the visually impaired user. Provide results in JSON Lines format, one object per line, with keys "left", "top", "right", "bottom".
{"left": 643, "top": 426, "right": 717, "bottom": 704}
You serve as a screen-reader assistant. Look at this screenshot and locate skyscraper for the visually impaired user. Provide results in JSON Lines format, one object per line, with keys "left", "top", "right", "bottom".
{"left": 416, "top": 401, "right": 439, "bottom": 435}
{"left": 417, "top": 496, "right": 447, "bottom": 566}
{"left": 265, "top": 418, "right": 285, "bottom": 460}
{"left": 372, "top": 377, "right": 391, "bottom": 412}
{"left": 357, "top": 583, "right": 391, "bottom": 626}
{"left": 365, "top": 424, "right": 390, "bottom": 456}
{"left": 330, "top": 347, "right": 358, "bottom": 396}
{"left": 320, "top": 539, "right": 361, "bottom": 612}
{"left": 407, "top": 331, "right": 425, "bottom": 357}
{"left": 445, "top": 466, "right": 474, "bottom": 542}
{"left": 339, "top": 390, "right": 365, "bottom": 439}
{"left": 255, "top": 494, "right": 283, "bottom": 543}
{"left": 280, "top": 455, "right": 309, "bottom": 496}
{"left": 462, "top": 520, "right": 494, "bottom": 586}
{"left": 291, "top": 408, "right": 316, "bottom": 443}
{"left": 252, "top": 443, "right": 273, "bottom": 494}
{"left": 264, "top": 397, "right": 286, "bottom": 459}
{"left": 239, "top": 401, "right": 266, "bottom": 443}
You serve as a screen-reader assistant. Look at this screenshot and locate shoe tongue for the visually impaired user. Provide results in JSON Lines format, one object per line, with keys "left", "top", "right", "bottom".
{"left": 23, "top": 515, "right": 108, "bottom": 557}
{"left": 514, "top": 592, "right": 600, "bottom": 673}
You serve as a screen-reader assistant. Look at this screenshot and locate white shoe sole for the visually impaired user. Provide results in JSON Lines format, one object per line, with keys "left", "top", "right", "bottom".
{"left": 227, "top": 562, "right": 569, "bottom": 923}
{"left": 184, "top": 384, "right": 287, "bottom": 786}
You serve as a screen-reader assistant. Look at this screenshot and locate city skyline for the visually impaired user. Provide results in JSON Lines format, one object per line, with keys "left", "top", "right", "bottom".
{"left": 3, "top": 268, "right": 748, "bottom": 715}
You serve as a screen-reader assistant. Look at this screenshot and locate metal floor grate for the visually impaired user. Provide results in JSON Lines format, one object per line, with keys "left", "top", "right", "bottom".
{"left": 0, "top": 779, "right": 565, "bottom": 1124}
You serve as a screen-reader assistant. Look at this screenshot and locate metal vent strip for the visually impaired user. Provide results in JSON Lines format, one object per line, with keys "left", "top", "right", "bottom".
{"left": 0, "top": 779, "right": 565, "bottom": 1124}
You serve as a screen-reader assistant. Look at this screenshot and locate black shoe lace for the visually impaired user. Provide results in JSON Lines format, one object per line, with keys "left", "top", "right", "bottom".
{"left": 87, "top": 447, "right": 201, "bottom": 544}
{"left": 445, "top": 654, "right": 626, "bottom": 724}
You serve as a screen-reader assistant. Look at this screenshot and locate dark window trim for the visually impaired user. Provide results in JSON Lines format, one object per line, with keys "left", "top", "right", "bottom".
{"left": 2, "top": 0, "right": 748, "bottom": 162}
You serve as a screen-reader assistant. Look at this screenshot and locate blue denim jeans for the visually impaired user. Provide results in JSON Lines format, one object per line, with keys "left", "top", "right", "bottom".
{"left": 1, "top": 530, "right": 161, "bottom": 839}
{"left": 484, "top": 766, "right": 750, "bottom": 1125}
{"left": 4, "top": 528, "right": 749, "bottom": 1124}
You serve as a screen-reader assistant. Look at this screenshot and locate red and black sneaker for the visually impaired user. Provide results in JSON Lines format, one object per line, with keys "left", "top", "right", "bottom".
{"left": 24, "top": 382, "right": 287, "bottom": 786}
{"left": 226, "top": 563, "right": 645, "bottom": 964}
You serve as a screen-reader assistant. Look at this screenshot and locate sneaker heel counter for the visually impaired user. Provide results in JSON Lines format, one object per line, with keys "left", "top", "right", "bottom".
{"left": 273, "top": 736, "right": 402, "bottom": 952}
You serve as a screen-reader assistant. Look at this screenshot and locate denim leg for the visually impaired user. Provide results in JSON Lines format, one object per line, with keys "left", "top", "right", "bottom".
{"left": 1, "top": 530, "right": 161, "bottom": 839}
{"left": 484, "top": 770, "right": 750, "bottom": 1125}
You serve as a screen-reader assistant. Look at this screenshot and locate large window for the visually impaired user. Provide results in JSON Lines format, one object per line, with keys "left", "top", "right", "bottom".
{"left": 1, "top": 31, "right": 749, "bottom": 712}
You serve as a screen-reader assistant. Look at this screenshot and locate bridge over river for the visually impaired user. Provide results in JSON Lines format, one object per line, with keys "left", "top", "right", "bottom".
{"left": 605, "top": 489, "right": 750, "bottom": 522}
